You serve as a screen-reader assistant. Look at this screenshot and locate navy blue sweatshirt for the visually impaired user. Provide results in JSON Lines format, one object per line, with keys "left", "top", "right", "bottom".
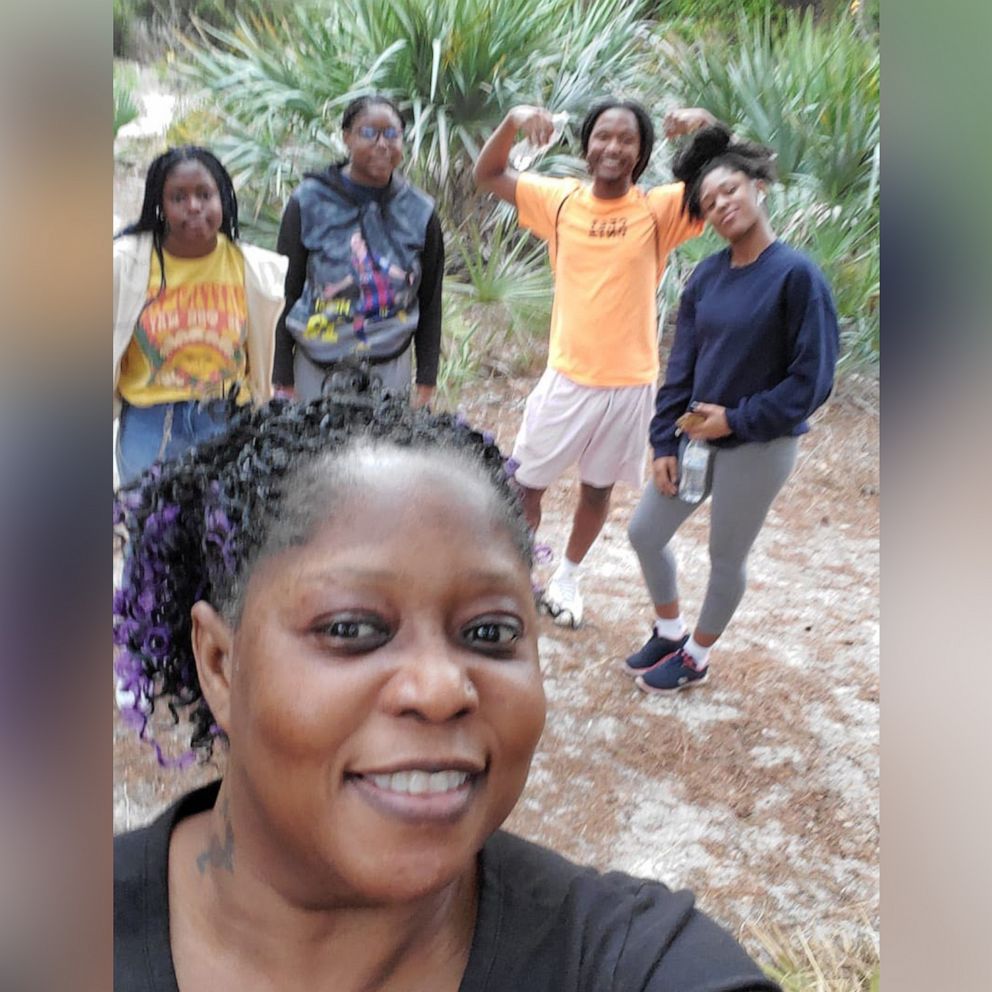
{"left": 651, "top": 240, "right": 839, "bottom": 458}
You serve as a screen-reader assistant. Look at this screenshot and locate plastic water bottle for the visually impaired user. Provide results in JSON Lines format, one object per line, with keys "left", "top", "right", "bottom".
{"left": 510, "top": 111, "right": 569, "bottom": 170}
{"left": 678, "top": 439, "right": 710, "bottom": 504}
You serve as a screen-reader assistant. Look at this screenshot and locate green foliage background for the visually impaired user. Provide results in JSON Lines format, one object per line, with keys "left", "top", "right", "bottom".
{"left": 116, "top": 0, "right": 879, "bottom": 400}
{"left": 113, "top": 61, "right": 141, "bottom": 137}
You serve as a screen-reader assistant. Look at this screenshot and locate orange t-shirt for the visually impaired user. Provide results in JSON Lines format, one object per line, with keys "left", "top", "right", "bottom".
{"left": 515, "top": 174, "right": 703, "bottom": 387}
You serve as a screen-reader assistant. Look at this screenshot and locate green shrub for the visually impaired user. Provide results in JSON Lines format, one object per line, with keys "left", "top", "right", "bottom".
{"left": 114, "top": 0, "right": 136, "bottom": 56}
{"left": 113, "top": 61, "right": 141, "bottom": 137}
{"left": 779, "top": 188, "right": 879, "bottom": 366}
{"left": 170, "top": 0, "right": 879, "bottom": 367}
{"left": 115, "top": 0, "right": 299, "bottom": 59}
{"left": 176, "top": 0, "right": 647, "bottom": 225}
{"left": 434, "top": 304, "right": 483, "bottom": 405}
{"left": 438, "top": 215, "right": 552, "bottom": 400}
{"left": 436, "top": 290, "right": 549, "bottom": 406}
{"left": 639, "top": 0, "right": 787, "bottom": 34}
{"left": 446, "top": 216, "right": 551, "bottom": 309}
{"left": 650, "top": 11, "right": 878, "bottom": 198}
{"left": 746, "top": 922, "right": 880, "bottom": 991}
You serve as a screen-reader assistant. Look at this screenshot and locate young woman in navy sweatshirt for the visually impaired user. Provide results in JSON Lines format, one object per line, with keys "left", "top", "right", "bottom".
{"left": 624, "top": 124, "right": 839, "bottom": 694}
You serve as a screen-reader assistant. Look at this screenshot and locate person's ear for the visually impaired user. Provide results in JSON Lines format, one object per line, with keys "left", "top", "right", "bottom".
{"left": 755, "top": 179, "right": 767, "bottom": 206}
{"left": 191, "top": 601, "right": 235, "bottom": 735}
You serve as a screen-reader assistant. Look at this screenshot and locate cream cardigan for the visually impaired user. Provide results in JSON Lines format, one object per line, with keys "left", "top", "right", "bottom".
{"left": 112, "top": 232, "right": 287, "bottom": 417}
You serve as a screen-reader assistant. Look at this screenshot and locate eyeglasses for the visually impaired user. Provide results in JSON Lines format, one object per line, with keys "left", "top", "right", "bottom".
{"left": 354, "top": 125, "right": 402, "bottom": 142}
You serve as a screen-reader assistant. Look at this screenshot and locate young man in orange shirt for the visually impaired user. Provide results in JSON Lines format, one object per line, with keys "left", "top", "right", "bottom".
{"left": 474, "top": 100, "right": 713, "bottom": 627}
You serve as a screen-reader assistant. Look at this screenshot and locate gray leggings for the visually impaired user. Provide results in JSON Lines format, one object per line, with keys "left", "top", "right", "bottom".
{"left": 628, "top": 436, "right": 799, "bottom": 637}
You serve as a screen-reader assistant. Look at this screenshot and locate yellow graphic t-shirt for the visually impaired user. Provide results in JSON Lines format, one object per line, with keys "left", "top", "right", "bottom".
{"left": 118, "top": 234, "right": 248, "bottom": 406}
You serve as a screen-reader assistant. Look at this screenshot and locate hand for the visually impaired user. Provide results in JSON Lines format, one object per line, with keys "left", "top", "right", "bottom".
{"left": 272, "top": 385, "right": 296, "bottom": 401}
{"left": 412, "top": 384, "right": 435, "bottom": 410}
{"left": 508, "top": 105, "right": 556, "bottom": 147}
{"left": 663, "top": 107, "right": 717, "bottom": 140}
{"left": 652, "top": 456, "right": 679, "bottom": 497}
{"left": 684, "top": 402, "right": 731, "bottom": 441}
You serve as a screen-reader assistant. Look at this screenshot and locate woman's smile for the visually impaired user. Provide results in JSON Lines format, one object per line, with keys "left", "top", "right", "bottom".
{"left": 345, "top": 766, "right": 485, "bottom": 824}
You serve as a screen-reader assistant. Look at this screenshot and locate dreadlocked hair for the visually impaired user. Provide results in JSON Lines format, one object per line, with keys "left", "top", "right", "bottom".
{"left": 114, "top": 146, "right": 240, "bottom": 302}
{"left": 112, "top": 377, "right": 530, "bottom": 768}
{"left": 580, "top": 99, "right": 655, "bottom": 183}
{"left": 671, "top": 122, "right": 777, "bottom": 221}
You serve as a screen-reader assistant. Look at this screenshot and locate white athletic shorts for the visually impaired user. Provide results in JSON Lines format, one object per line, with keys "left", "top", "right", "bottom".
{"left": 511, "top": 368, "right": 655, "bottom": 490}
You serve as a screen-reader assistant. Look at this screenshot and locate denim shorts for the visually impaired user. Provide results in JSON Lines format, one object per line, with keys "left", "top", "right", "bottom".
{"left": 115, "top": 399, "right": 233, "bottom": 488}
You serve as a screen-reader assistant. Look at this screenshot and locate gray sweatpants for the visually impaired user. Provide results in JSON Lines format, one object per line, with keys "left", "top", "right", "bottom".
{"left": 293, "top": 346, "right": 413, "bottom": 403}
{"left": 628, "top": 436, "right": 799, "bottom": 637}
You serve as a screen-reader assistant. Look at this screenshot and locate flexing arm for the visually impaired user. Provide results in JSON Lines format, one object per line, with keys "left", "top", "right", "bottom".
{"left": 473, "top": 105, "right": 556, "bottom": 205}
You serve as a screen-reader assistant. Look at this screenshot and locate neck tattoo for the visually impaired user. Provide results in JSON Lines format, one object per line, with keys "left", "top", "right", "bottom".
{"left": 196, "top": 797, "right": 235, "bottom": 875}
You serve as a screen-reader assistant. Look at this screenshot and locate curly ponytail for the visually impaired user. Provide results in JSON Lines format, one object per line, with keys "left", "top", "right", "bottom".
{"left": 671, "top": 123, "right": 777, "bottom": 220}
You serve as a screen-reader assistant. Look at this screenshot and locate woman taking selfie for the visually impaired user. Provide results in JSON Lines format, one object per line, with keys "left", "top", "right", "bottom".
{"left": 114, "top": 381, "right": 780, "bottom": 991}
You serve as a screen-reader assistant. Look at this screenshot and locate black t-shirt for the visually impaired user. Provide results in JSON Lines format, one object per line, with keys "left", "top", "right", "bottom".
{"left": 115, "top": 782, "right": 779, "bottom": 991}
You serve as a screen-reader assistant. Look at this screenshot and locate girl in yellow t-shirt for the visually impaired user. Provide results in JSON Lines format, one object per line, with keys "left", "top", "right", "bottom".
{"left": 113, "top": 147, "right": 285, "bottom": 488}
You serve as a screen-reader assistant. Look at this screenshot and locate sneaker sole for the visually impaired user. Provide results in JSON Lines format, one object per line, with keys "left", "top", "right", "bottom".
{"left": 634, "top": 669, "right": 709, "bottom": 695}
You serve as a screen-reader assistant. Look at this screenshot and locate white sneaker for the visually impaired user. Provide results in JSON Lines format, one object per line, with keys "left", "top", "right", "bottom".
{"left": 543, "top": 572, "right": 584, "bottom": 628}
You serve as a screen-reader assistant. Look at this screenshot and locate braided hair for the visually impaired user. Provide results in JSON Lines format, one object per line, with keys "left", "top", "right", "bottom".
{"left": 671, "top": 122, "right": 777, "bottom": 221}
{"left": 112, "top": 378, "right": 530, "bottom": 767}
{"left": 114, "top": 146, "right": 240, "bottom": 302}
{"left": 579, "top": 99, "right": 655, "bottom": 183}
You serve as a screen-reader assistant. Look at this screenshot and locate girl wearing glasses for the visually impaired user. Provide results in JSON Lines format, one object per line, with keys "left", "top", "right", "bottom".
{"left": 273, "top": 95, "right": 444, "bottom": 406}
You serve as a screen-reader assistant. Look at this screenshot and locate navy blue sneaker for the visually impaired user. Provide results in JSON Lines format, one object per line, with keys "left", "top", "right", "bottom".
{"left": 635, "top": 647, "right": 709, "bottom": 694}
{"left": 624, "top": 631, "right": 689, "bottom": 676}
